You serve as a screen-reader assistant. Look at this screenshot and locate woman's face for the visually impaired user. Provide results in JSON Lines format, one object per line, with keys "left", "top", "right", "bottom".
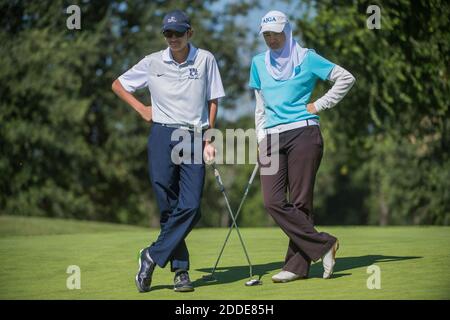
{"left": 263, "top": 31, "right": 286, "bottom": 50}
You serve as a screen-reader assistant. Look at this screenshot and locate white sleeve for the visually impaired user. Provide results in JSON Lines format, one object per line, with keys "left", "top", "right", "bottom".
{"left": 255, "top": 90, "right": 266, "bottom": 144}
{"left": 206, "top": 56, "right": 226, "bottom": 101}
{"left": 314, "top": 65, "right": 356, "bottom": 112}
{"left": 118, "top": 57, "right": 150, "bottom": 93}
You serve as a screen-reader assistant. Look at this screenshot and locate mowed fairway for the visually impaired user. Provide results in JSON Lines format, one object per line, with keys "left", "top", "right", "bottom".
{"left": 0, "top": 216, "right": 449, "bottom": 300}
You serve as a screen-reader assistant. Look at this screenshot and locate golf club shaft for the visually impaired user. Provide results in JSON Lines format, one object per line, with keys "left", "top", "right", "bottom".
{"left": 221, "top": 184, "right": 254, "bottom": 278}
{"left": 209, "top": 164, "right": 259, "bottom": 275}
{"left": 209, "top": 163, "right": 259, "bottom": 277}
{"left": 234, "top": 163, "right": 259, "bottom": 221}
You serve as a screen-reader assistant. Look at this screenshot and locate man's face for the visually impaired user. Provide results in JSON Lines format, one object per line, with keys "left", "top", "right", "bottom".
{"left": 164, "top": 29, "right": 192, "bottom": 52}
{"left": 263, "top": 31, "right": 286, "bottom": 50}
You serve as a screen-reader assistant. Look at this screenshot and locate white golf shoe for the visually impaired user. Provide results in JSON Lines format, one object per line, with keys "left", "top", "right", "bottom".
{"left": 272, "top": 270, "right": 301, "bottom": 283}
{"left": 322, "top": 240, "right": 339, "bottom": 279}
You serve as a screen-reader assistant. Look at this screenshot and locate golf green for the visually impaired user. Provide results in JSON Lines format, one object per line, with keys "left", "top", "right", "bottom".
{"left": 0, "top": 216, "right": 449, "bottom": 299}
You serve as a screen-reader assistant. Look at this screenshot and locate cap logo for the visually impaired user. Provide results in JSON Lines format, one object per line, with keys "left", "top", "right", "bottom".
{"left": 262, "top": 16, "right": 277, "bottom": 23}
{"left": 168, "top": 16, "right": 177, "bottom": 23}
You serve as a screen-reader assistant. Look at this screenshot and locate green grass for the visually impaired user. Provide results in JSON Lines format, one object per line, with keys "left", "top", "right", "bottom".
{"left": 0, "top": 215, "right": 449, "bottom": 300}
{"left": 0, "top": 215, "right": 145, "bottom": 237}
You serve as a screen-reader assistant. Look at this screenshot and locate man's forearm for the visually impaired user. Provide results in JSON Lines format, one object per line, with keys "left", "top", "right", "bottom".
{"left": 112, "top": 79, "right": 147, "bottom": 114}
{"left": 207, "top": 99, "right": 218, "bottom": 129}
{"left": 205, "top": 99, "right": 218, "bottom": 145}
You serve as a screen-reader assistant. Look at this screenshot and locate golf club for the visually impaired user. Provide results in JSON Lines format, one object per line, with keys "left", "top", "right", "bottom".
{"left": 202, "top": 162, "right": 262, "bottom": 286}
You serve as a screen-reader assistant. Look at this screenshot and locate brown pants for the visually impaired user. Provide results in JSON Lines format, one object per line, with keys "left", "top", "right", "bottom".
{"left": 259, "top": 125, "right": 336, "bottom": 277}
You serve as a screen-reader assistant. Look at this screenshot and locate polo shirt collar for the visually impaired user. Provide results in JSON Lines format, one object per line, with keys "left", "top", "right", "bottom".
{"left": 162, "top": 43, "right": 198, "bottom": 64}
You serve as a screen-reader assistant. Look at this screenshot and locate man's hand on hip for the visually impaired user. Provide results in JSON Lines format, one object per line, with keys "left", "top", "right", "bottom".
{"left": 139, "top": 106, "right": 152, "bottom": 122}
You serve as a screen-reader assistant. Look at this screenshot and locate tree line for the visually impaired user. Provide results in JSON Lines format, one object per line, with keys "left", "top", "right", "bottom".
{"left": 1, "top": 0, "right": 448, "bottom": 226}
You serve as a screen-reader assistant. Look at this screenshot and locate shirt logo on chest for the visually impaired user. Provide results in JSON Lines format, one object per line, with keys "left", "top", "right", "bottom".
{"left": 188, "top": 68, "right": 199, "bottom": 79}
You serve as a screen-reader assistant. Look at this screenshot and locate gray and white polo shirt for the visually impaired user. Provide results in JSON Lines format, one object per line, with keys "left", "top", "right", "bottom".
{"left": 118, "top": 44, "right": 225, "bottom": 127}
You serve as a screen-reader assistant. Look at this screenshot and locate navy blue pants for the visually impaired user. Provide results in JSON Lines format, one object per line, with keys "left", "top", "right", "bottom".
{"left": 147, "top": 123, "right": 205, "bottom": 272}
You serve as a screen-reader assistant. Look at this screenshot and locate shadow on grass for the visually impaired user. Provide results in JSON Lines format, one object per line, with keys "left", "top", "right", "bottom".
{"left": 150, "top": 284, "right": 173, "bottom": 291}
{"left": 188, "top": 254, "right": 422, "bottom": 289}
{"left": 148, "top": 254, "right": 422, "bottom": 291}
{"left": 308, "top": 254, "right": 422, "bottom": 279}
{"left": 150, "top": 262, "right": 284, "bottom": 291}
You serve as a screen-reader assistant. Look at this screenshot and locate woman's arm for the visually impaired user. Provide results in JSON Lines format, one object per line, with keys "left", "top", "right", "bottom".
{"left": 111, "top": 79, "right": 152, "bottom": 122}
{"left": 255, "top": 89, "right": 266, "bottom": 143}
{"left": 310, "top": 65, "right": 356, "bottom": 113}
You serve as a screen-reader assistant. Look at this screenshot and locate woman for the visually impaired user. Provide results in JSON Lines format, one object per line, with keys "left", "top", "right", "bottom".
{"left": 249, "top": 11, "right": 355, "bottom": 282}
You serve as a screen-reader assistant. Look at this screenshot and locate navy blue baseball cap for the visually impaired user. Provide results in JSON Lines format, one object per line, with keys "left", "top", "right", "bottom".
{"left": 162, "top": 10, "right": 191, "bottom": 32}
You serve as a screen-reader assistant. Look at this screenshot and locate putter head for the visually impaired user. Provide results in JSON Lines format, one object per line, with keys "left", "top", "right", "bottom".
{"left": 245, "top": 279, "right": 262, "bottom": 286}
{"left": 202, "top": 274, "right": 217, "bottom": 282}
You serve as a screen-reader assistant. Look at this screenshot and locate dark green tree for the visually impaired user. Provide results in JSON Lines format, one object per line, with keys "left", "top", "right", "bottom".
{"left": 290, "top": 0, "right": 449, "bottom": 224}
{"left": 0, "top": 0, "right": 257, "bottom": 226}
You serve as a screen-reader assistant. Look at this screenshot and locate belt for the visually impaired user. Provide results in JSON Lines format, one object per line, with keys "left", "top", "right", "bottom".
{"left": 157, "top": 122, "right": 206, "bottom": 133}
{"left": 266, "top": 119, "right": 319, "bottom": 135}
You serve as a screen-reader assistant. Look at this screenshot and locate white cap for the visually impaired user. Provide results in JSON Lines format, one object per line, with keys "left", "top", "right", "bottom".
{"left": 259, "top": 10, "right": 288, "bottom": 34}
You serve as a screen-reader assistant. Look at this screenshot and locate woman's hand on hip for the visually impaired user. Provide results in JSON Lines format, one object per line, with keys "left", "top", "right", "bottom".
{"left": 307, "top": 103, "right": 317, "bottom": 114}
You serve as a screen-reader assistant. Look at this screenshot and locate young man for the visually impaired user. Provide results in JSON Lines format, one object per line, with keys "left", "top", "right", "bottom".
{"left": 112, "top": 10, "right": 225, "bottom": 292}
